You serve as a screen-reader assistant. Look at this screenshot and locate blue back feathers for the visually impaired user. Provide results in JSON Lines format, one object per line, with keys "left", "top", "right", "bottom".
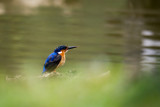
{"left": 43, "top": 52, "right": 58, "bottom": 73}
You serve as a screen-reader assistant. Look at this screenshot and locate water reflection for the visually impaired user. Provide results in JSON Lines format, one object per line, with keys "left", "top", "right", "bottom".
{"left": 106, "top": 0, "right": 160, "bottom": 74}
{"left": 0, "top": 0, "right": 79, "bottom": 15}
{"left": 0, "top": 0, "right": 160, "bottom": 76}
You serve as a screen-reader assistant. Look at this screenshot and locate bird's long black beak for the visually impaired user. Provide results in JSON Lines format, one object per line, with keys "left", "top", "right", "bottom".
{"left": 68, "top": 46, "right": 77, "bottom": 50}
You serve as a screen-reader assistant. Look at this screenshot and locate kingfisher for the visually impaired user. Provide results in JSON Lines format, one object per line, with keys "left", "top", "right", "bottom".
{"left": 42, "top": 45, "right": 77, "bottom": 75}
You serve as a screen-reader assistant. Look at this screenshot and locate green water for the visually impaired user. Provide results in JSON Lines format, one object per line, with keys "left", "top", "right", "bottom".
{"left": 0, "top": 0, "right": 159, "bottom": 76}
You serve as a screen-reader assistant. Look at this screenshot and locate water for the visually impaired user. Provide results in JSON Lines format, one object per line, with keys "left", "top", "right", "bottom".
{"left": 0, "top": 0, "right": 160, "bottom": 76}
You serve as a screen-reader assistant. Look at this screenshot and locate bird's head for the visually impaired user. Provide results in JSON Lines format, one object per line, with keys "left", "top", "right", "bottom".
{"left": 54, "top": 45, "right": 77, "bottom": 54}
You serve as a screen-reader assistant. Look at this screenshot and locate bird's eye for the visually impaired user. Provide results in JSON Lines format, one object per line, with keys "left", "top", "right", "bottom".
{"left": 58, "top": 51, "right": 62, "bottom": 54}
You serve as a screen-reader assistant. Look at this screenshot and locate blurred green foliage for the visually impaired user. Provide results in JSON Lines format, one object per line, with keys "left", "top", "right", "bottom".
{"left": 0, "top": 64, "right": 160, "bottom": 107}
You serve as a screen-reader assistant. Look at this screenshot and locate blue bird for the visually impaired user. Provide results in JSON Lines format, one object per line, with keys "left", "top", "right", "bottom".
{"left": 43, "top": 45, "right": 77, "bottom": 74}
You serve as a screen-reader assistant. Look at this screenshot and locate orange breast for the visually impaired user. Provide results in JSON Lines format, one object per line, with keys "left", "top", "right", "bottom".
{"left": 58, "top": 50, "right": 66, "bottom": 67}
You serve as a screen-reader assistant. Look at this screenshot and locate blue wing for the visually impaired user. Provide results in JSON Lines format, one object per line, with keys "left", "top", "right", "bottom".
{"left": 43, "top": 52, "right": 61, "bottom": 73}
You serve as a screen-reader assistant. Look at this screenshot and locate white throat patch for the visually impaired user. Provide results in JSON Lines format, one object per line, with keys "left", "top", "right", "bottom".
{"left": 58, "top": 51, "right": 62, "bottom": 54}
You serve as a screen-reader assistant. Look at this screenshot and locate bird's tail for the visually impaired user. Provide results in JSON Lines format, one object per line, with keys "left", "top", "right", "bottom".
{"left": 42, "top": 66, "right": 46, "bottom": 74}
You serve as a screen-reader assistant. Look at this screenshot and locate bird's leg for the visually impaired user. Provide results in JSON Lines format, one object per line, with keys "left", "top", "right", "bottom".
{"left": 50, "top": 70, "right": 56, "bottom": 75}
